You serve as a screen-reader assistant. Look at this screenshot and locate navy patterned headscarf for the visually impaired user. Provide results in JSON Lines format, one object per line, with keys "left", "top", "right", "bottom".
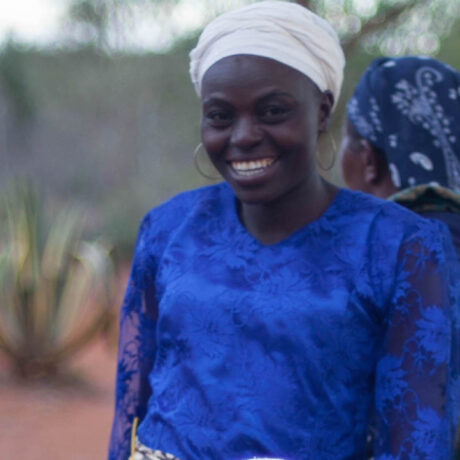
{"left": 347, "top": 56, "right": 460, "bottom": 192}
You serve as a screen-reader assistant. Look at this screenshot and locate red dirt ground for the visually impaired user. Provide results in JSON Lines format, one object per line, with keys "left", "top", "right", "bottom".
{"left": 0, "top": 338, "right": 117, "bottom": 459}
{"left": 0, "top": 265, "right": 130, "bottom": 460}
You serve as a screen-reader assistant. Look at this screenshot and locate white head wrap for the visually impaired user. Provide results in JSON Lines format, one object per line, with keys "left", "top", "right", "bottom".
{"left": 189, "top": 1, "right": 345, "bottom": 110}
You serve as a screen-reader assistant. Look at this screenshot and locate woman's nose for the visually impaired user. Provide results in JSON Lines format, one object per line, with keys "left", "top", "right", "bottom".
{"left": 230, "top": 116, "right": 263, "bottom": 150}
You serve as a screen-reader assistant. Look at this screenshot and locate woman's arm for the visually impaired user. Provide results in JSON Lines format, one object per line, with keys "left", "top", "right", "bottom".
{"left": 108, "top": 216, "right": 157, "bottom": 460}
{"left": 374, "top": 222, "right": 460, "bottom": 460}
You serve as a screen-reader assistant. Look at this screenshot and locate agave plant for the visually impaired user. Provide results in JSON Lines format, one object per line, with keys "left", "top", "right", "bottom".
{"left": 0, "top": 182, "right": 114, "bottom": 379}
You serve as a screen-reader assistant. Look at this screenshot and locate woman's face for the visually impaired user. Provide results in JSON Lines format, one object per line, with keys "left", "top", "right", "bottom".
{"left": 200, "top": 55, "right": 331, "bottom": 205}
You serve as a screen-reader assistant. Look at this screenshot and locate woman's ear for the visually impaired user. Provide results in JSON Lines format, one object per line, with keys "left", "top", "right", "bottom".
{"left": 359, "top": 139, "right": 379, "bottom": 184}
{"left": 359, "top": 139, "right": 399, "bottom": 198}
{"left": 318, "top": 91, "right": 334, "bottom": 133}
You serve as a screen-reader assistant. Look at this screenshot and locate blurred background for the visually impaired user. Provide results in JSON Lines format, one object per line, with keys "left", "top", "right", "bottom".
{"left": 0, "top": 0, "right": 459, "bottom": 458}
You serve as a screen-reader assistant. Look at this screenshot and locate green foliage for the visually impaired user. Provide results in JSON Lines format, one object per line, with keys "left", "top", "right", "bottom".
{"left": 67, "top": 0, "right": 114, "bottom": 50}
{"left": 204, "top": 0, "right": 458, "bottom": 56}
{"left": 0, "top": 42, "right": 35, "bottom": 121}
{"left": 0, "top": 181, "right": 115, "bottom": 379}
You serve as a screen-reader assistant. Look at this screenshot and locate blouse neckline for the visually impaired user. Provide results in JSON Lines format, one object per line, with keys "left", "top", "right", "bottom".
{"left": 222, "top": 183, "right": 346, "bottom": 248}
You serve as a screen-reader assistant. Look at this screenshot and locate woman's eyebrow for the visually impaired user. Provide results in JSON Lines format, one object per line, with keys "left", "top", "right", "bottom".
{"left": 257, "top": 90, "right": 296, "bottom": 102}
{"left": 202, "top": 91, "right": 296, "bottom": 107}
{"left": 201, "top": 96, "right": 232, "bottom": 107}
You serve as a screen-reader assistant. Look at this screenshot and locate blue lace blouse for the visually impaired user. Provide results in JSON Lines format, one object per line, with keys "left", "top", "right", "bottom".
{"left": 108, "top": 184, "right": 459, "bottom": 460}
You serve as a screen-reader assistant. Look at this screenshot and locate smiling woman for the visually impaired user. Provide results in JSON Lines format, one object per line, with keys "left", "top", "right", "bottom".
{"left": 200, "top": 56, "right": 329, "bottom": 209}
{"left": 108, "top": 2, "right": 460, "bottom": 460}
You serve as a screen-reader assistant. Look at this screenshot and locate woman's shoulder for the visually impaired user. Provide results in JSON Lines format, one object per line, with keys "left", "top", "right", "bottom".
{"left": 338, "top": 188, "right": 449, "bottom": 256}
{"left": 337, "top": 190, "right": 452, "bottom": 309}
{"left": 339, "top": 188, "right": 440, "bottom": 232}
{"left": 138, "top": 182, "right": 229, "bottom": 235}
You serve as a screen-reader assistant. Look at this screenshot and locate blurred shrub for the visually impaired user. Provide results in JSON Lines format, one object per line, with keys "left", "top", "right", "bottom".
{"left": 0, "top": 42, "right": 35, "bottom": 122}
{"left": 0, "top": 181, "right": 114, "bottom": 379}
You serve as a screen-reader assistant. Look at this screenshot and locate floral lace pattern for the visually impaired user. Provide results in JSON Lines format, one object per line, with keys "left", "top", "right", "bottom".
{"left": 108, "top": 183, "right": 459, "bottom": 460}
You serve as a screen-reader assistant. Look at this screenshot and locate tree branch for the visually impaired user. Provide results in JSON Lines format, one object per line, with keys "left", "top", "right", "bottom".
{"left": 293, "top": 0, "right": 314, "bottom": 10}
{"left": 342, "top": 0, "right": 427, "bottom": 56}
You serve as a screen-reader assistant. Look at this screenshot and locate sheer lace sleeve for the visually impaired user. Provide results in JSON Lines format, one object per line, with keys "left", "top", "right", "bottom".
{"left": 374, "top": 222, "right": 460, "bottom": 460}
{"left": 108, "top": 215, "right": 158, "bottom": 460}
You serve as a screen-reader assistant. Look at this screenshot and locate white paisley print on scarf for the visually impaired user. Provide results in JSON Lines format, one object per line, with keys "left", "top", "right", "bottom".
{"left": 391, "top": 66, "right": 460, "bottom": 191}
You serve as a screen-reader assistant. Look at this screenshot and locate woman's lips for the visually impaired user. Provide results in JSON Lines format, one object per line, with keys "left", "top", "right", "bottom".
{"left": 229, "top": 157, "right": 277, "bottom": 177}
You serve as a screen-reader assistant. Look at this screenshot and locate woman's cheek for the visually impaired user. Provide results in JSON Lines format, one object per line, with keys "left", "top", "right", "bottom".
{"left": 201, "top": 127, "right": 228, "bottom": 157}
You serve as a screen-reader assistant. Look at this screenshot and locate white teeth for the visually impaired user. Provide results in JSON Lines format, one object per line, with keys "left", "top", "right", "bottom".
{"left": 231, "top": 158, "right": 275, "bottom": 175}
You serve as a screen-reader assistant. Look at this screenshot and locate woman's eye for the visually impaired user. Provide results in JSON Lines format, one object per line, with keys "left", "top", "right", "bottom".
{"left": 206, "top": 111, "right": 232, "bottom": 126}
{"left": 261, "top": 106, "right": 288, "bottom": 121}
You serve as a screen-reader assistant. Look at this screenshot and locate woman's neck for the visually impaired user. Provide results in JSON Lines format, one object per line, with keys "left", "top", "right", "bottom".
{"left": 239, "top": 177, "right": 338, "bottom": 245}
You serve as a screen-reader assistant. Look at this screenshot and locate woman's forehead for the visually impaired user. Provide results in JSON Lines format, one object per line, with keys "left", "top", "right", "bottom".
{"left": 201, "top": 55, "right": 319, "bottom": 98}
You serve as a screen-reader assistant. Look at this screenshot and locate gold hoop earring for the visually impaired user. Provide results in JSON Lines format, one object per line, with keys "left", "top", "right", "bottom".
{"left": 316, "top": 131, "right": 337, "bottom": 171}
{"left": 193, "top": 143, "right": 221, "bottom": 180}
